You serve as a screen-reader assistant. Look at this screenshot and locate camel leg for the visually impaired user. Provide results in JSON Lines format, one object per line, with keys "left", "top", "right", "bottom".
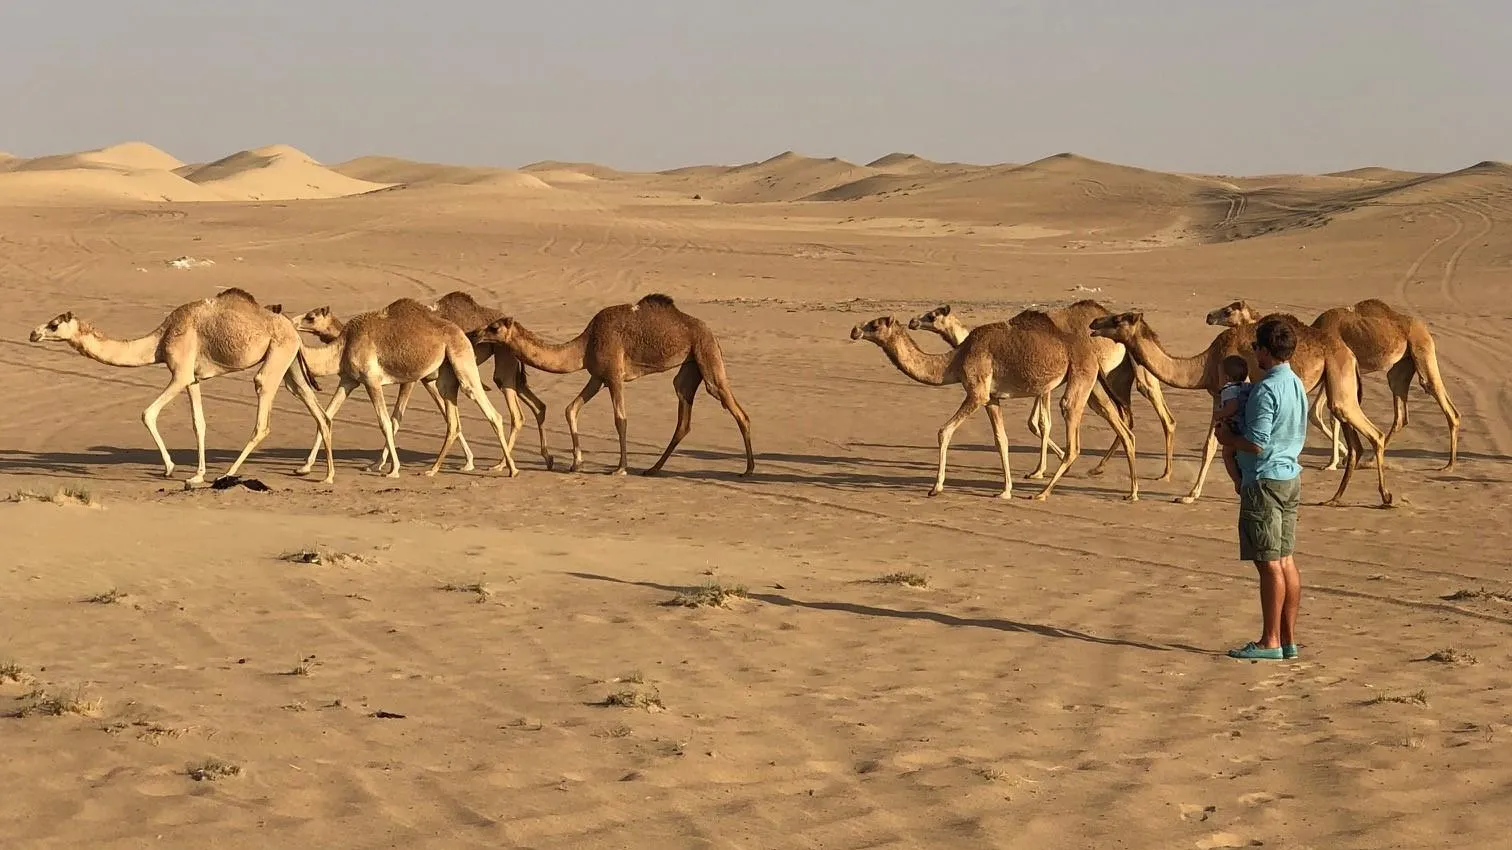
{"left": 184, "top": 382, "right": 208, "bottom": 486}
{"left": 370, "top": 381, "right": 415, "bottom": 474}
{"left": 644, "top": 361, "right": 700, "bottom": 477}
{"left": 222, "top": 358, "right": 284, "bottom": 480}
{"left": 141, "top": 371, "right": 195, "bottom": 479}
{"left": 488, "top": 356, "right": 527, "bottom": 456}
{"left": 605, "top": 377, "right": 631, "bottom": 476}
{"left": 1322, "top": 399, "right": 1393, "bottom": 508}
{"left": 418, "top": 378, "right": 475, "bottom": 471}
{"left": 1088, "top": 361, "right": 1137, "bottom": 478}
{"left": 296, "top": 379, "right": 357, "bottom": 477}
{"left": 1135, "top": 366, "right": 1177, "bottom": 482}
{"left": 1177, "top": 426, "right": 1222, "bottom": 505}
{"left": 1032, "top": 379, "right": 1090, "bottom": 501}
{"left": 1308, "top": 385, "right": 1344, "bottom": 470}
{"left": 930, "top": 392, "right": 986, "bottom": 497}
{"left": 705, "top": 371, "right": 755, "bottom": 476}
{"left": 984, "top": 400, "right": 1014, "bottom": 499}
{"left": 279, "top": 355, "right": 335, "bottom": 483}
{"left": 1412, "top": 347, "right": 1461, "bottom": 470}
{"left": 364, "top": 381, "right": 403, "bottom": 479}
{"left": 499, "top": 358, "right": 554, "bottom": 470}
{"left": 1086, "top": 381, "right": 1139, "bottom": 501}
{"left": 564, "top": 376, "right": 604, "bottom": 473}
{"left": 459, "top": 364, "right": 517, "bottom": 477}
{"left": 426, "top": 368, "right": 466, "bottom": 478}
{"left": 1025, "top": 392, "right": 1064, "bottom": 479}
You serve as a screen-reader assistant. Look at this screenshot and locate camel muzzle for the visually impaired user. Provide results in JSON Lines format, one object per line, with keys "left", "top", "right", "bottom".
{"left": 849, "top": 326, "right": 863, "bottom": 341}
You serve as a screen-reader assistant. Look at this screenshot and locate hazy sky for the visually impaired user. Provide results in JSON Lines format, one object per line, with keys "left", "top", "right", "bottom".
{"left": 3, "top": 1, "right": 1506, "bottom": 174}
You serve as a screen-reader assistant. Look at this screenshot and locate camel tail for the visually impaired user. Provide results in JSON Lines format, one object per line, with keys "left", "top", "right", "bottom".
{"left": 296, "top": 348, "right": 321, "bottom": 393}
{"left": 1097, "top": 369, "right": 1131, "bottom": 422}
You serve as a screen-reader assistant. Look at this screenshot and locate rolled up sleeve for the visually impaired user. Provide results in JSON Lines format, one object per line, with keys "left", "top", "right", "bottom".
{"left": 1242, "top": 385, "right": 1277, "bottom": 451}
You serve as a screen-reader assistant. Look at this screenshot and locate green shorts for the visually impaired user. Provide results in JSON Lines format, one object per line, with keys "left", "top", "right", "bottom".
{"left": 1238, "top": 476, "right": 1300, "bottom": 561}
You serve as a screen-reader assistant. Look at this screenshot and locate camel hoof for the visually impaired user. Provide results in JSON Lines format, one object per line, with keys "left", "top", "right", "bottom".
{"left": 320, "top": 476, "right": 335, "bottom": 485}
{"left": 997, "top": 491, "right": 1014, "bottom": 500}
{"left": 927, "top": 487, "right": 943, "bottom": 497}
{"left": 1031, "top": 492, "right": 1049, "bottom": 502}
{"left": 1087, "top": 467, "right": 1106, "bottom": 477}
{"left": 161, "top": 468, "right": 176, "bottom": 479}
{"left": 458, "top": 462, "right": 476, "bottom": 472}
{"left": 384, "top": 470, "right": 402, "bottom": 479}
{"left": 1155, "top": 473, "right": 1173, "bottom": 483}
{"left": 641, "top": 467, "right": 662, "bottom": 477}
{"left": 610, "top": 468, "right": 629, "bottom": 477}
{"left": 1024, "top": 471, "right": 1046, "bottom": 481}
{"left": 543, "top": 456, "right": 556, "bottom": 471}
{"left": 1175, "top": 495, "right": 1198, "bottom": 505}
{"left": 292, "top": 467, "right": 313, "bottom": 477}
{"left": 1124, "top": 493, "right": 1140, "bottom": 502}
{"left": 1381, "top": 493, "right": 1395, "bottom": 508}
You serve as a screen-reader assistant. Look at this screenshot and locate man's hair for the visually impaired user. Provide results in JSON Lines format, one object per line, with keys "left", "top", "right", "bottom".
{"left": 1221, "top": 354, "right": 1249, "bottom": 382}
{"left": 1255, "top": 317, "right": 1297, "bottom": 361}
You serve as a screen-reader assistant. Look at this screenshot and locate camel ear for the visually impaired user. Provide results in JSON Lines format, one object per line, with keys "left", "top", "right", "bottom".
{"left": 314, "top": 307, "right": 330, "bottom": 317}
{"left": 939, "top": 305, "right": 951, "bottom": 316}
{"left": 61, "top": 311, "right": 75, "bottom": 322}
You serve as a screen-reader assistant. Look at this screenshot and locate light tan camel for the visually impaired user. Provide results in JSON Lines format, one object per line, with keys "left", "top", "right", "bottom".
{"left": 29, "top": 287, "right": 335, "bottom": 484}
{"left": 910, "top": 301, "right": 1177, "bottom": 481}
{"left": 850, "top": 312, "right": 1138, "bottom": 501}
{"left": 468, "top": 293, "right": 755, "bottom": 476}
{"left": 1090, "top": 307, "right": 1392, "bottom": 507}
{"left": 368, "top": 291, "right": 554, "bottom": 474}
{"left": 1308, "top": 299, "right": 1460, "bottom": 470}
{"left": 290, "top": 298, "right": 516, "bottom": 479}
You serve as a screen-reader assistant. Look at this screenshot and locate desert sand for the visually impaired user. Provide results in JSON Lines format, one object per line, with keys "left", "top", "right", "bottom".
{"left": 2, "top": 140, "right": 1510, "bottom": 850}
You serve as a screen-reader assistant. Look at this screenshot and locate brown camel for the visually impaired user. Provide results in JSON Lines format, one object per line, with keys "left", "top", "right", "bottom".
{"left": 29, "top": 287, "right": 335, "bottom": 484}
{"left": 369, "top": 291, "right": 554, "bottom": 474}
{"left": 1090, "top": 307, "right": 1392, "bottom": 507}
{"left": 291, "top": 298, "right": 516, "bottom": 479}
{"left": 850, "top": 312, "right": 1138, "bottom": 501}
{"left": 468, "top": 293, "right": 755, "bottom": 476}
{"left": 911, "top": 301, "right": 1177, "bottom": 481}
{"left": 1308, "top": 299, "right": 1460, "bottom": 470}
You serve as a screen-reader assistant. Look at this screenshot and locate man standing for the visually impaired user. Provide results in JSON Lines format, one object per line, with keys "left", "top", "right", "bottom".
{"left": 1216, "top": 317, "right": 1308, "bottom": 661}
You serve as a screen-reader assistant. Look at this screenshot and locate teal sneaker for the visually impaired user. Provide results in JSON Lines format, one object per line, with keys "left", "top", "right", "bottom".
{"left": 1227, "top": 642, "right": 1284, "bottom": 660}
{"left": 1282, "top": 644, "right": 1300, "bottom": 659}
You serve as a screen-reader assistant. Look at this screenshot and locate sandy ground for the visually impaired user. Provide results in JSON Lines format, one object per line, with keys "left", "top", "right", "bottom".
{"left": 2, "top": 143, "right": 1511, "bottom": 849}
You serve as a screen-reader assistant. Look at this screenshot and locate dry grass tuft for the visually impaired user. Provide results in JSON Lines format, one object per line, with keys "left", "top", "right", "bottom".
{"left": 871, "top": 571, "right": 929, "bottom": 588}
{"left": 663, "top": 580, "right": 748, "bottom": 608}
{"left": 1423, "top": 648, "right": 1478, "bottom": 665}
{"left": 440, "top": 575, "right": 493, "bottom": 603}
{"left": 596, "top": 686, "right": 666, "bottom": 712}
{"left": 12, "top": 685, "right": 104, "bottom": 718}
{"left": 186, "top": 758, "right": 242, "bottom": 781}
{"left": 279, "top": 547, "right": 369, "bottom": 567}
{"left": 84, "top": 587, "right": 127, "bottom": 605}
{"left": 7, "top": 486, "right": 100, "bottom": 508}
{"left": 0, "top": 662, "right": 27, "bottom": 685}
{"left": 1367, "top": 689, "right": 1429, "bottom": 707}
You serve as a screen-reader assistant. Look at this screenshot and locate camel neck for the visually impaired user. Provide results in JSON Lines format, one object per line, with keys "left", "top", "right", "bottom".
{"left": 507, "top": 325, "right": 588, "bottom": 374}
{"left": 878, "top": 332, "right": 957, "bottom": 386}
{"left": 1123, "top": 331, "right": 1211, "bottom": 391}
{"left": 298, "top": 337, "right": 345, "bottom": 377}
{"left": 70, "top": 325, "right": 162, "bottom": 368}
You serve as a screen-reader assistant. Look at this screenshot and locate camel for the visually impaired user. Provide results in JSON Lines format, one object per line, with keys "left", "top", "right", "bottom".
{"left": 29, "top": 287, "right": 335, "bottom": 484}
{"left": 1307, "top": 299, "right": 1460, "bottom": 470}
{"left": 289, "top": 297, "right": 517, "bottom": 479}
{"left": 849, "top": 312, "right": 1138, "bottom": 501}
{"left": 367, "top": 291, "right": 554, "bottom": 474}
{"left": 1089, "top": 306, "right": 1392, "bottom": 507}
{"left": 468, "top": 293, "right": 755, "bottom": 477}
{"left": 910, "top": 301, "right": 1177, "bottom": 481}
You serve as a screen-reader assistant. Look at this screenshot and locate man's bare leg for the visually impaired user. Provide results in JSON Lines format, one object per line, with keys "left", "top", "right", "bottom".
{"left": 1279, "top": 555, "right": 1301, "bottom": 649}
{"left": 1254, "top": 560, "right": 1286, "bottom": 650}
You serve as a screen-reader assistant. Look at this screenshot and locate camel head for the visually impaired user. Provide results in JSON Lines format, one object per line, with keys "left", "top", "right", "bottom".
{"left": 470, "top": 316, "right": 520, "bottom": 347}
{"left": 29, "top": 312, "right": 82, "bottom": 343}
{"left": 295, "top": 306, "right": 342, "bottom": 342}
{"left": 907, "top": 305, "right": 960, "bottom": 339}
{"left": 1088, "top": 311, "right": 1147, "bottom": 344}
{"left": 1205, "top": 301, "right": 1261, "bottom": 327}
{"left": 849, "top": 316, "right": 904, "bottom": 346}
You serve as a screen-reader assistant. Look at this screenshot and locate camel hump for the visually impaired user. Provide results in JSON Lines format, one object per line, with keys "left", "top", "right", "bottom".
{"left": 1008, "top": 310, "right": 1059, "bottom": 333}
{"left": 436, "top": 291, "right": 479, "bottom": 310}
{"left": 215, "top": 287, "right": 259, "bottom": 305}
{"left": 637, "top": 293, "right": 677, "bottom": 309}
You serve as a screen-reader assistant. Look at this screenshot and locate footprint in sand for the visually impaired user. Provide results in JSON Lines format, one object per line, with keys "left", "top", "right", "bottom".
{"left": 1196, "top": 833, "right": 1262, "bottom": 849}
{"left": 1238, "top": 791, "right": 1279, "bottom": 806}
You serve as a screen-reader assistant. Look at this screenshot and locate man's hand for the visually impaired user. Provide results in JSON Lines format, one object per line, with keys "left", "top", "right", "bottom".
{"left": 1220, "top": 420, "right": 1263, "bottom": 454}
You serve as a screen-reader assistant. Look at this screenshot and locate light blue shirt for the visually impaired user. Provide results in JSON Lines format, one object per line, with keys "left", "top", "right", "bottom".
{"left": 1236, "top": 362, "right": 1307, "bottom": 486}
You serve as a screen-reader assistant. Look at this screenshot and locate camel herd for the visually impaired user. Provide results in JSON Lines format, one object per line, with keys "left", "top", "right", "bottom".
{"left": 27, "top": 288, "right": 1458, "bottom": 507}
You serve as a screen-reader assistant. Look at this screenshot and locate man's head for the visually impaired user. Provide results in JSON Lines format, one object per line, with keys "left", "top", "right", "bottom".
{"left": 1221, "top": 354, "right": 1249, "bottom": 383}
{"left": 1252, "top": 317, "right": 1297, "bottom": 369}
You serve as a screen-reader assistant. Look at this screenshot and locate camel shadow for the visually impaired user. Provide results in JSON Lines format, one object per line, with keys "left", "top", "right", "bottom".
{"left": 564, "top": 572, "right": 1214, "bottom": 655}
{"left": 0, "top": 444, "right": 437, "bottom": 477}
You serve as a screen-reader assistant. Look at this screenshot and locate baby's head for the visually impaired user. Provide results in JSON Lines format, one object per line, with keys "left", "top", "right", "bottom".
{"left": 1222, "top": 354, "right": 1249, "bottom": 383}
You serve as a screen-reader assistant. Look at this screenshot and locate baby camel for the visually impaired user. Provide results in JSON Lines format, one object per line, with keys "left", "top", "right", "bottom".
{"left": 291, "top": 298, "right": 516, "bottom": 479}
{"left": 850, "top": 312, "right": 1138, "bottom": 501}
{"left": 469, "top": 293, "right": 755, "bottom": 476}
{"left": 910, "top": 301, "right": 1177, "bottom": 481}
{"left": 29, "top": 287, "right": 334, "bottom": 484}
{"left": 1309, "top": 299, "right": 1460, "bottom": 470}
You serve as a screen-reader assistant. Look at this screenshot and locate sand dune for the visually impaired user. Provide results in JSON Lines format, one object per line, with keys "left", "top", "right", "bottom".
{"left": 332, "top": 155, "right": 554, "bottom": 191}
{"left": 8, "top": 141, "right": 186, "bottom": 174}
{"left": 0, "top": 167, "right": 233, "bottom": 203}
{"left": 178, "top": 145, "right": 392, "bottom": 201}
{"left": 652, "top": 151, "right": 883, "bottom": 203}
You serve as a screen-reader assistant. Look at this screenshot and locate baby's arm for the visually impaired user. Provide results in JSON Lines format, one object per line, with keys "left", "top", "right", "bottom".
{"left": 1212, "top": 398, "right": 1240, "bottom": 425}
